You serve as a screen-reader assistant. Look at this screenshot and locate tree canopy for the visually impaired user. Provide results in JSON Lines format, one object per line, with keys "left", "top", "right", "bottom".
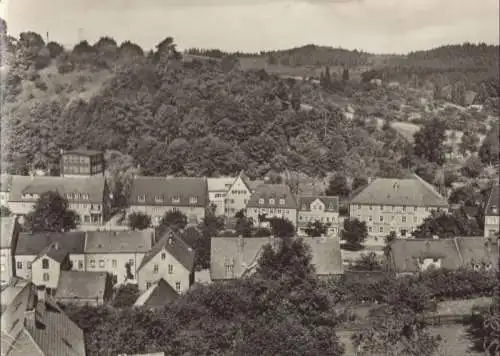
{"left": 24, "top": 191, "right": 78, "bottom": 232}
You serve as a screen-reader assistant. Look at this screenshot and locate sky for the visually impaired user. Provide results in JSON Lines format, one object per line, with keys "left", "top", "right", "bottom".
{"left": 1, "top": 0, "right": 499, "bottom": 54}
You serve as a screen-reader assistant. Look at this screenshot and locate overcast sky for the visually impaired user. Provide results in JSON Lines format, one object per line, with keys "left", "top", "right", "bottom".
{"left": 1, "top": 0, "right": 499, "bottom": 54}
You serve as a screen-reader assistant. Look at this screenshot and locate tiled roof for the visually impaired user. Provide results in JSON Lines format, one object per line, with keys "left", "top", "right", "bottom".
{"left": 134, "top": 278, "right": 179, "bottom": 308}
{"left": 138, "top": 230, "right": 195, "bottom": 271}
{"left": 298, "top": 196, "right": 339, "bottom": 212}
{"left": 456, "top": 237, "right": 499, "bottom": 269}
{"left": 9, "top": 175, "right": 106, "bottom": 203}
{"left": 0, "top": 216, "right": 18, "bottom": 249}
{"left": 15, "top": 232, "right": 86, "bottom": 256}
{"left": 246, "top": 184, "right": 298, "bottom": 209}
{"left": 210, "top": 236, "right": 343, "bottom": 280}
{"left": 84, "top": 230, "right": 153, "bottom": 254}
{"left": 484, "top": 184, "right": 499, "bottom": 216}
{"left": 239, "top": 171, "right": 264, "bottom": 192}
{"left": 350, "top": 173, "right": 448, "bottom": 207}
{"left": 129, "top": 177, "right": 208, "bottom": 207}
{"left": 55, "top": 271, "right": 109, "bottom": 301}
{"left": 207, "top": 177, "right": 234, "bottom": 192}
{"left": 32, "top": 242, "right": 69, "bottom": 264}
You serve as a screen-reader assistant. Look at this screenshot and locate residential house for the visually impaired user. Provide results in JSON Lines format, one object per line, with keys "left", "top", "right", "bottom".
{"left": 224, "top": 171, "right": 264, "bottom": 219}
{"left": 0, "top": 174, "right": 14, "bottom": 206}
{"left": 297, "top": 196, "right": 339, "bottom": 236}
{"left": 134, "top": 278, "right": 179, "bottom": 309}
{"left": 207, "top": 177, "right": 234, "bottom": 216}
{"left": 8, "top": 175, "right": 109, "bottom": 226}
{"left": 387, "top": 236, "right": 498, "bottom": 274}
{"left": 1, "top": 280, "right": 86, "bottom": 356}
{"left": 349, "top": 174, "right": 448, "bottom": 242}
{"left": 54, "top": 270, "right": 112, "bottom": 306}
{"left": 84, "top": 230, "right": 153, "bottom": 284}
{"left": 128, "top": 177, "right": 208, "bottom": 226}
{"left": 484, "top": 184, "right": 499, "bottom": 238}
{"left": 0, "top": 216, "right": 20, "bottom": 286}
{"left": 31, "top": 242, "right": 71, "bottom": 290}
{"left": 137, "top": 230, "right": 195, "bottom": 293}
{"left": 246, "top": 184, "right": 298, "bottom": 227}
{"left": 60, "top": 149, "right": 105, "bottom": 177}
{"left": 14, "top": 231, "right": 86, "bottom": 281}
{"left": 210, "top": 236, "right": 343, "bottom": 281}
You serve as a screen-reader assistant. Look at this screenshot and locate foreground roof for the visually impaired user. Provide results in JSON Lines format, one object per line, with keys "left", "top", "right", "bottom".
{"left": 129, "top": 177, "right": 208, "bottom": 206}
{"left": 85, "top": 230, "right": 153, "bottom": 254}
{"left": 350, "top": 173, "right": 448, "bottom": 207}
{"left": 134, "top": 278, "right": 179, "bottom": 308}
{"left": 484, "top": 184, "right": 499, "bottom": 216}
{"left": 246, "top": 184, "right": 298, "bottom": 209}
{"left": 15, "top": 232, "right": 86, "bottom": 256}
{"left": 55, "top": 271, "right": 109, "bottom": 301}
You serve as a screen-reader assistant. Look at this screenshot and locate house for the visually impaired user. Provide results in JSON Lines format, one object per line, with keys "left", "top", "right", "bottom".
{"left": 349, "top": 174, "right": 448, "bottom": 242}
{"left": 134, "top": 278, "right": 179, "bottom": 309}
{"left": 207, "top": 177, "right": 235, "bottom": 216}
{"left": 0, "top": 216, "right": 21, "bottom": 286}
{"left": 210, "top": 236, "right": 343, "bottom": 281}
{"left": 224, "top": 171, "right": 264, "bottom": 219}
{"left": 484, "top": 184, "right": 499, "bottom": 238}
{"left": 128, "top": 177, "right": 208, "bottom": 226}
{"left": 246, "top": 184, "right": 298, "bottom": 227}
{"left": 1, "top": 280, "right": 86, "bottom": 356}
{"left": 137, "top": 230, "right": 195, "bottom": 293}
{"left": 30, "top": 242, "right": 71, "bottom": 290}
{"left": 297, "top": 196, "right": 339, "bottom": 236}
{"left": 387, "top": 236, "right": 498, "bottom": 274}
{"left": 14, "top": 231, "right": 86, "bottom": 282}
{"left": 60, "top": 149, "right": 105, "bottom": 177}
{"left": 54, "top": 270, "right": 112, "bottom": 306}
{"left": 7, "top": 175, "right": 109, "bottom": 227}
{"left": 0, "top": 174, "right": 14, "bottom": 206}
{"left": 84, "top": 230, "right": 153, "bottom": 284}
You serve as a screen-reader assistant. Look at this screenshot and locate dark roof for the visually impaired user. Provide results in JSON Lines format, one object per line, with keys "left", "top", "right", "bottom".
{"left": 239, "top": 171, "right": 265, "bottom": 192}
{"left": 246, "top": 184, "right": 298, "bottom": 209}
{"left": 84, "top": 230, "right": 153, "bottom": 254}
{"left": 15, "top": 232, "right": 86, "bottom": 256}
{"left": 129, "top": 177, "right": 208, "bottom": 207}
{"left": 484, "top": 184, "right": 499, "bottom": 216}
{"left": 138, "top": 230, "right": 195, "bottom": 271}
{"left": 9, "top": 175, "right": 105, "bottom": 203}
{"left": 55, "top": 271, "right": 109, "bottom": 301}
{"left": 134, "top": 279, "right": 179, "bottom": 308}
{"left": 63, "top": 149, "right": 103, "bottom": 156}
{"left": 350, "top": 173, "right": 448, "bottom": 207}
{"left": 180, "top": 226, "right": 202, "bottom": 249}
{"left": 298, "top": 196, "right": 339, "bottom": 212}
{"left": 33, "top": 242, "right": 69, "bottom": 264}
{"left": 456, "top": 237, "right": 499, "bottom": 268}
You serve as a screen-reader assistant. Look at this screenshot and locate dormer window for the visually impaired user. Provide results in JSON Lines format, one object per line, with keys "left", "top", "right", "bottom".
{"left": 328, "top": 204, "right": 334, "bottom": 210}
{"left": 138, "top": 195, "right": 146, "bottom": 202}
{"left": 82, "top": 193, "right": 89, "bottom": 200}
{"left": 32, "top": 194, "right": 39, "bottom": 200}
{"left": 154, "top": 196, "right": 163, "bottom": 203}
{"left": 301, "top": 204, "right": 307, "bottom": 210}
{"left": 189, "top": 196, "right": 198, "bottom": 204}
{"left": 67, "top": 193, "right": 73, "bottom": 200}
{"left": 269, "top": 198, "right": 275, "bottom": 205}
{"left": 172, "top": 196, "right": 181, "bottom": 204}
{"left": 279, "top": 199, "right": 285, "bottom": 205}
{"left": 259, "top": 198, "right": 264, "bottom": 205}
{"left": 485, "top": 263, "right": 492, "bottom": 271}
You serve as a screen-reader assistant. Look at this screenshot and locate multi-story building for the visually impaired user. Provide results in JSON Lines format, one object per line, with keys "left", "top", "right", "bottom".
{"left": 31, "top": 241, "right": 71, "bottom": 290}
{"left": 0, "top": 216, "right": 21, "bottom": 286}
{"left": 60, "top": 149, "right": 105, "bottom": 177}
{"left": 207, "top": 177, "right": 234, "bottom": 216}
{"left": 8, "top": 175, "right": 109, "bottom": 227}
{"left": 297, "top": 196, "right": 339, "bottom": 236}
{"left": 484, "top": 184, "right": 499, "bottom": 238}
{"left": 137, "top": 229, "right": 195, "bottom": 293}
{"left": 246, "top": 184, "right": 298, "bottom": 227}
{"left": 84, "top": 230, "right": 153, "bottom": 284}
{"left": 128, "top": 177, "right": 208, "bottom": 226}
{"left": 225, "top": 171, "right": 264, "bottom": 219}
{"left": 349, "top": 174, "right": 448, "bottom": 242}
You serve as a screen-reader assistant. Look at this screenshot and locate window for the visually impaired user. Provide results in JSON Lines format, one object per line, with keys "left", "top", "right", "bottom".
{"left": 357, "top": 205, "right": 362, "bottom": 209}
{"left": 99, "top": 260, "right": 105, "bottom": 268}
{"left": 379, "top": 227, "right": 384, "bottom": 233}
{"left": 112, "top": 260, "right": 117, "bottom": 268}
{"left": 413, "top": 216, "right": 418, "bottom": 223}
{"left": 146, "top": 282, "right": 152, "bottom": 289}
{"left": 259, "top": 198, "right": 264, "bottom": 205}
{"left": 379, "top": 216, "right": 384, "bottom": 222}
{"left": 43, "top": 273, "right": 50, "bottom": 281}
{"left": 369, "top": 205, "right": 372, "bottom": 210}
{"left": 402, "top": 216, "right": 407, "bottom": 223}
{"left": 27, "top": 262, "right": 31, "bottom": 270}
{"left": 90, "top": 259, "right": 95, "bottom": 268}
{"left": 154, "top": 195, "right": 163, "bottom": 203}
{"left": 168, "top": 264, "right": 173, "bottom": 274}
{"left": 82, "top": 193, "right": 89, "bottom": 200}
{"left": 78, "top": 260, "right": 83, "bottom": 269}
{"left": 16, "top": 261, "right": 22, "bottom": 269}
{"left": 138, "top": 195, "right": 146, "bottom": 202}
{"left": 368, "top": 227, "right": 373, "bottom": 233}
{"left": 269, "top": 198, "right": 275, "bottom": 205}
{"left": 175, "top": 282, "right": 181, "bottom": 292}
{"left": 432, "top": 258, "right": 439, "bottom": 263}
{"left": 368, "top": 216, "right": 373, "bottom": 222}
{"left": 189, "top": 196, "right": 198, "bottom": 204}
{"left": 42, "top": 258, "right": 49, "bottom": 269}
{"left": 161, "top": 253, "right": 166, "bottom": 260}
{"left": 153, "top": 264, "right": 159, "bottom": 273}
{"left": 379, "top": 205, "right": 383, "bottom": 211}
{"left": 279, "top": 199, "right": 285, "bottom": 205}
{"left": 172, "top": 196, "right": 180, "bottom": 203}
{"left": 414, "top": 206, "right": 418, "bottom": 212}
{"left": 402, "top": 206, "right": 406, "bottom": 212}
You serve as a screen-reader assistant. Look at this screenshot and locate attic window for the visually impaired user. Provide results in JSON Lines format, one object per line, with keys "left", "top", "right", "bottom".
{"left": 154, "top": 196, "right": 163, "bottom": 203}
{"left": 269, "top": 198, "right": 275, "bottom": 205}
{"left": 138, "top": 195, "right": 146, "bottom": 202}
{"left": 189, "top": 196, "right": 198, "bottom": 204}
{"left": 172, "top": 196, "right": 180, "bottom": 204}
{"left": 279, "top": 199, "right": 285, "bottom": 205}
{"left": 328, "top": 203, "right": 334, "bottom": 210}
{"left": 301, "top": 204, "right": 306, "bottom": 210}
{"left": 259, "top": 198, "right": 264, "bottom": 205}
{"left": 82, "top": 193, "right": 89, "bottom": 200}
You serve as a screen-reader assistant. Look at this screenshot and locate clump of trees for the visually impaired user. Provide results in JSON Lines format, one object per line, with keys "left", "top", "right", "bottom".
{"left": 24, "top": 191, "right": 78, "bottom": 232}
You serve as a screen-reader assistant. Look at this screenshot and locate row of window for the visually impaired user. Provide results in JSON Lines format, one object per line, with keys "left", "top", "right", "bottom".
{"left": 303, "top": 204, "right": 336, "bottom": 211}
{"left": 231, "top": 190, "right": 248, "bottom": 196}
{"left": 367, "top": 226, "right": 415, "bottom": 235}
{"left": 252, "top": 208, "right": 292, "bottom": 215}
{"left": 258, "top": 198, "right": 286, "bottom": 206}
{"left": 298, "top": 215, "right": 337, "bottom": 223}
{"left": 362, "top": 215, "right": 417, "bottom": 223}
{"left": 138, "top": 196, "right": 198, "bottom": 204}
{"left": 353, "top": 205, "right": 442, "bottom": 213}
{"left": 65, "top": 192, "right": 91, "bottom": 200}
{"left": 146, "top": 281, "right": 181, "bottom": 292}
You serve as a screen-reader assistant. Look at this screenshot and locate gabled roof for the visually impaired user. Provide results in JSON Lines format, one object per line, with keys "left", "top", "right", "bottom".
{"left": 298, "top": 196, "right": 339, "bottom": 212}
{"left": 84, "top": 230, "right": 153, "bottom": 254}
{"left": 455, "top": 236, "right": 499, "bottom": 268}
{"left": 484, "top": 184, "right": 499, "bottom": 216}
{"left": 246, "top": 184, "right": 298, "bottom": 209}
{"left": 9, "top": 175, "right": 105, "bottom": 203}
{"left": 33, "top": 242, "right": 69, "bottom": 264}
{"left": 207, "top": 177, "right": 234, "bottom": 192}
{"left": 129, "top": 177, "right": 208, "bottom": 207}
{"left": 210, "top": 236, "right": 343, "bottom": 280}
{"left": 350, "top": 173, "right": 448, "bottom": 207}
{"left": 239, "top": 171, "right": 264, "bottom": 192}
{"left": 15, "top": 232, "right": 86, "bottom": 256}
{"left": 138, "top": 230, "right": 195, "bottom": 272}
{"left": 0, "top": 216, "right": 18, "bottom": 249}
{"left": 55, "top": 271, "right": 109, "bottom": 301}
{"left": 134, "top": 279, "right": 179, "bottom": 308}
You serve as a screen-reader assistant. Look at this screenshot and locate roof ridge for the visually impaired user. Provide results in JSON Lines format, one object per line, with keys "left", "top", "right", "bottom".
{"left": 412, "top": 173, "right": 446, "bottom": 201}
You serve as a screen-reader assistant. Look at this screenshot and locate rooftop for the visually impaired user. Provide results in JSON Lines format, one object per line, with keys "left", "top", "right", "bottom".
{"left": 85, "top": 230, "right": 153, "bottom": 254}
{"left": 0, "top": 216, "right": 19, "bottom": 249}
{"left": 134, "top": 278, "right": 179, "bottom": 308}
{"left": 55, "top": 271, "right": 109, "bottom": 301}
{"left": 15, "top": 232, "right": 86, "bottom": 256}
{"left": 298, "top": 196, "right": 339, "bottom": 212}
{"left": 207, "top": 177, "right": 235, "bottom": 192}
{"left": 33, "top": 242, "right": 69, "bottom": 264}
{"left": 246, "top": 184, "right": 298, "bottom": 209}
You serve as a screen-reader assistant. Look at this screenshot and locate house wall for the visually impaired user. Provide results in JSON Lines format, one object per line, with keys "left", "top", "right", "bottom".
{"left": 208, "top": 191, "right": 227, "bottom": 216}
{"left": 349, "top": 204, "right": 448, "bottom": 240}
{"left": 15, "top": 253, "right": 86, "bottom": 284}
{"left": 31, "top": 256, "right": 61, "bottom": 289}
{"left": 85, "top": 252, "right": 146, "bottom": 284}
{"left": 246, "top": 207, "right": 298, "bottom": 227}
{"left": 484, "top": 215, "right": 499, "bottom": 238}
{"left": 0, "top": 191, "right": 9, "bottom": 206}
{"left": 297, "top": 210, "right": 339, "bottom": 236}
{"left": 137, "top": 246, "right": 191, "bottom": 293}
{"left": 128, "top": 205, "right": 205, "bottom": 227}
{"left": 0, "top": 247, "right": 13, "bottom": 284}
{"left": 225, "top": 177, "right": 252, "bottom": 218}
{"left": 418, "top": 258, "right": 442, "bottom": 271}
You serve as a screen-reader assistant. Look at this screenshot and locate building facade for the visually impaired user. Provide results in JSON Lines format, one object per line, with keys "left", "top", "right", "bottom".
{"left": 484, "top": 184, "right": 499, "bottom": 238}
{"left": 224, "top": 171, "right": 264, "bottom": 219}
{"left": 0, "top": 216, "right": 20, "bottom": 286}
{"left": 297, "top": 196, "right": 339, "bottom": 236}
{"left": 246, "top": 184, "right": 298, "bottom": 227}
{"left": 30, "top": 242, "right": 70, "bottom": 290}
{"left": 207, "top": 177, "right": 234, "bottom": 216}
{"left": 128, "top": 177, "right": 208, "bottom": 227}
{"left": 60, "top": 149, "right": 105, "bottom": 177}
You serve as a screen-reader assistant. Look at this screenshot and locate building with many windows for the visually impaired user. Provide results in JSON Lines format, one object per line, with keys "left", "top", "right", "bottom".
{"left": 297, "top": 196, "right": 339, "bottom": 236}
{"left": 60, "top": 149, "right": 105, "bottom": 177}
{"left": 246, "top": 184, "right": 298, "bottom": 227}
{"left": 224, "top": 171, "right": 264, "bottom": 219}
{"left": 207, "top": 177, "right": 235, "bottom": 216}
{"left": 484, "top": 184, "right": 499, "bottom": 238}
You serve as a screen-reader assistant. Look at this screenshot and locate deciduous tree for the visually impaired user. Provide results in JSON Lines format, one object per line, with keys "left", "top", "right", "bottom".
{"left": 342, "top": 218, "right": 368, "bottom": 250}
{"left": 25, "top": 191, "right": 78, "bottom": 232}
{"left": 127, "top": 212, "right": 151, "bottom": 230}
{"left": 304, "top": 220, "right": 328, "bottom": 237}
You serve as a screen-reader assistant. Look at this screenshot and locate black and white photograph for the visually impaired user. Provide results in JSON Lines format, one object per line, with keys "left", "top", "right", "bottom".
{"left": 0, "top": 0, "right": 499, "bottom": 355}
